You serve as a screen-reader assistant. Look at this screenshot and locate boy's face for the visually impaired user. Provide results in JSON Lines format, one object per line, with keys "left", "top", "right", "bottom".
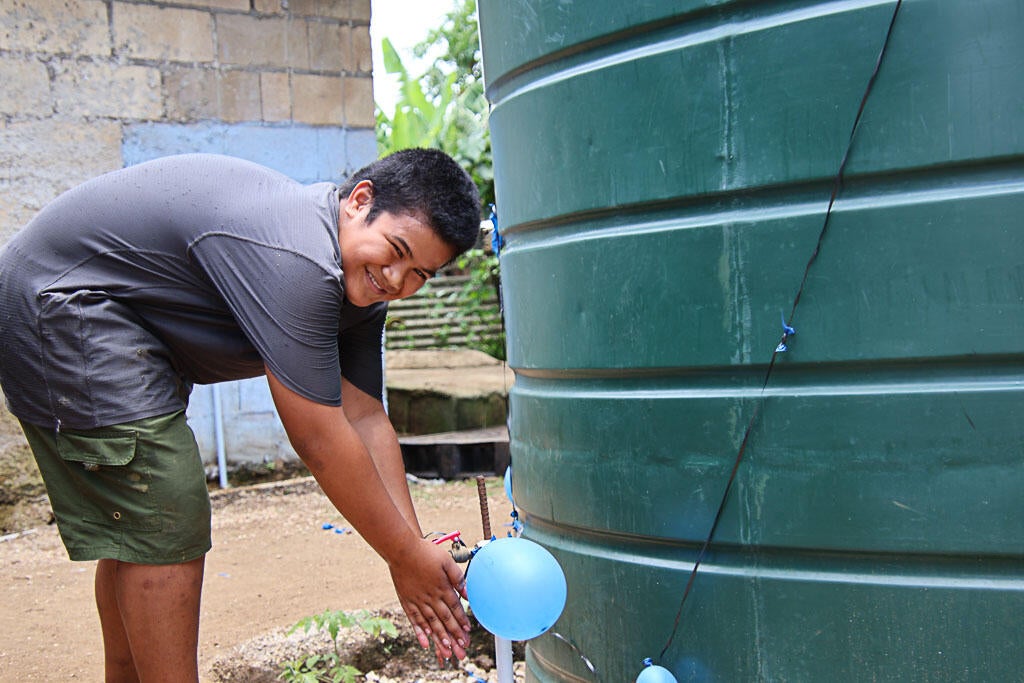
{"left": 339, "top": 181, "right": 457, "bottom": 307}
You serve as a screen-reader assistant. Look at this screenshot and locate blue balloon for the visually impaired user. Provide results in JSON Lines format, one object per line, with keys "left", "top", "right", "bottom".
{"left": 503, "top": 465, "right": 514, "bottom": 504}
{"left": 465, "top": 536, "right": 567, "bottom": 641}
{"left": 636, "top": 661, "right": 678, "bottom": 683}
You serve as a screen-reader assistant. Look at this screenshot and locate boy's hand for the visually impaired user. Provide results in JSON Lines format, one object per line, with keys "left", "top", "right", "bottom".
{"left": 266, "top": 371, "right": 470, "bottom": 659}
{"left": 389, "top": 539, "right": 470, "bottom": 661}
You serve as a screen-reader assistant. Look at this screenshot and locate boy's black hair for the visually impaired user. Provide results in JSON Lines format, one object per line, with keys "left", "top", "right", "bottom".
{"left": 339, "top": 148, "right": 481, "bottom": 255}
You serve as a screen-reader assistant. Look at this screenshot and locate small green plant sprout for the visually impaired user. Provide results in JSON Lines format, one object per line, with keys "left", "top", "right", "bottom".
{"left": 278, "top": 609, "right": 399, "bottom": 683}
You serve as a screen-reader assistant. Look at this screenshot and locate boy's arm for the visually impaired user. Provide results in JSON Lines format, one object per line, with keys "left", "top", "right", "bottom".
{"left": 340, "top": 376, "right": 421, "bottom": 534}
{"left": 265, "top": 368, "right": 470, "bottom": 659}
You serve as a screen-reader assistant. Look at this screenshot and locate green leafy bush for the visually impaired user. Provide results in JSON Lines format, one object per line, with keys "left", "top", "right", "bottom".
{"left": 278, "top": 610, "right": 398, "bottom": 683}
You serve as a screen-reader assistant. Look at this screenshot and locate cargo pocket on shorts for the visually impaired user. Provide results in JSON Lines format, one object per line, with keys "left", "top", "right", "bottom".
{"left": 56, "top": 429, "right": 161, "bottom": 531}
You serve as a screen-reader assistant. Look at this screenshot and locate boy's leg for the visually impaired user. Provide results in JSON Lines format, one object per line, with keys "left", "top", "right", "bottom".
{"left": 96, "top": 556, "right": 206, "bottom": 683}
{"left": 96, "top": 559, "right": 139, "bottom": 682}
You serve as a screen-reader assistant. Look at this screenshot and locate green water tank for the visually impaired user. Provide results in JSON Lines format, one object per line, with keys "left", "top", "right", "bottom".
{"left": 478, "top": 1, "right": 1024, "bottom": 680}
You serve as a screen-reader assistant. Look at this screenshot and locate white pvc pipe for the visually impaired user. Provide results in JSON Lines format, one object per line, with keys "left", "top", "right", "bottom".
{"left": 212, "top": 384, "right": 228, "bottom": 489}
{"left": 495, "top": 636, "right": 513, "bottom": 683}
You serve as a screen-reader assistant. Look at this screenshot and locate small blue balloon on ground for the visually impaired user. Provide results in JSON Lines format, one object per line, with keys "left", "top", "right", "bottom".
{"left": 465, "top": 536, "right": 566, "bottom": 641}
{"left": 636, "top": 660, "right": 678, "bottom": 683}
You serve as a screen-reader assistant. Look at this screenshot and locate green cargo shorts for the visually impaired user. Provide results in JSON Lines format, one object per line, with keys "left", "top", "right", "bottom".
{"left": 20, "top": 410, "right": 212, "bottom": 565}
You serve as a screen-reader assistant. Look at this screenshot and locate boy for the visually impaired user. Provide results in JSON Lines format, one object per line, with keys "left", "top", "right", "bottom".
{"left": 0, "top": 149, "right": 481, "bottom": 680}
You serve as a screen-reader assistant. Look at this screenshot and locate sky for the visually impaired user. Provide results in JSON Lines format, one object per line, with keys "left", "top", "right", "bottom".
{"left": 369, "top": 0, "right": 457, "bottom": 114}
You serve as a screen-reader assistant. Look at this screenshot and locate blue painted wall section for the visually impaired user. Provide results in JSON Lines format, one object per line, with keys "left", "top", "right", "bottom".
{"left": 123, "top": 122, "right": 377, "bottom": 183}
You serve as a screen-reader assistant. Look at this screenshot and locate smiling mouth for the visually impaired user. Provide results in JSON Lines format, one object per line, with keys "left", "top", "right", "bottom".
{"left": 366, "top": 269, "right": 387, "bottom": 296}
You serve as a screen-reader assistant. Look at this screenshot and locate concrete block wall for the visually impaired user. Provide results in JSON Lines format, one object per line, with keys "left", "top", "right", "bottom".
{"left": 0, "top": 0, "right": 379, "bottom": 470}
{"left": 0, "top": 0, "right": 376, "bottom": 243}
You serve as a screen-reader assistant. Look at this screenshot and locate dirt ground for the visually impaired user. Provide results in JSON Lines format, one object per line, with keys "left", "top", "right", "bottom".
{"left": 0, "top": 471, "right": 523, "bottom": 682}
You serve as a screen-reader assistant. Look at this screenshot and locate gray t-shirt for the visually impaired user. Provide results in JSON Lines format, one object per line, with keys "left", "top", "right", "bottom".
{"left": 0, "top": 154, "right": 386, "bottom": 430}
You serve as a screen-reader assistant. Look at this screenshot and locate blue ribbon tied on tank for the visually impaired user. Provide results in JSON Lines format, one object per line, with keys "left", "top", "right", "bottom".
{"left": 776, "top": 312, "right": 796, "bottom": 352}
{"left": 489, "top": 205, "right": 504, "bottom": 256}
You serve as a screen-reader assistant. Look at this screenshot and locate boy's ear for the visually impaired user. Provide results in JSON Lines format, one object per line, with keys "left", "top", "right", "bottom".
{"left": 343, "top": 180, "right": 374, "bottom": 217}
